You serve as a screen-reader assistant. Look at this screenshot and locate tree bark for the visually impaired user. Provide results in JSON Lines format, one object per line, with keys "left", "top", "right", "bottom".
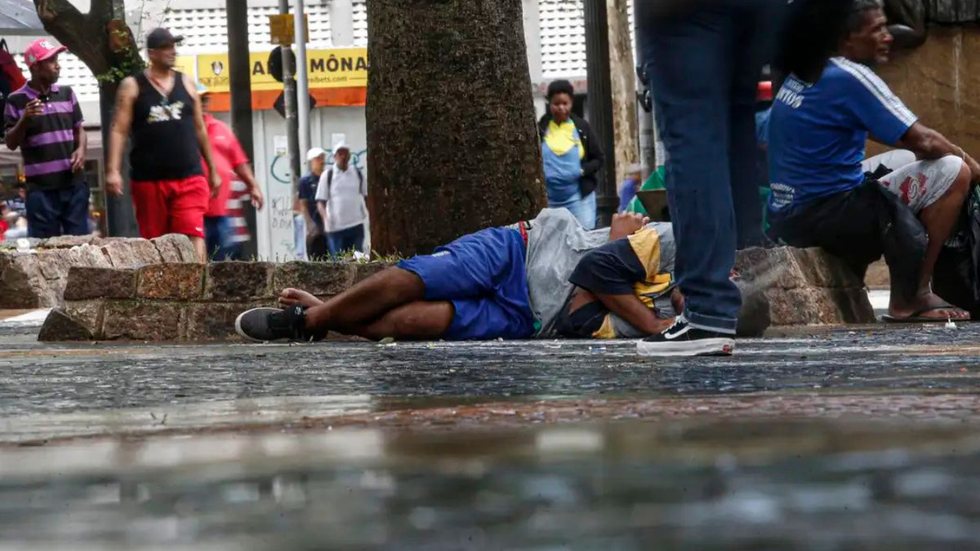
{"left": 608, "top": 0, "right": 639, "bottom": 189}
{"left": 366, "top": 0, "right": 546, "bottom": 256}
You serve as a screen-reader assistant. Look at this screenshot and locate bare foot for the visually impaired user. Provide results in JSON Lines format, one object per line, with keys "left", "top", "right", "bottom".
{"left": 278, "top": 288, "right": 323, "bottom": 309}
{"left": 888, "top": 292, "right": 970, "bottom": 321}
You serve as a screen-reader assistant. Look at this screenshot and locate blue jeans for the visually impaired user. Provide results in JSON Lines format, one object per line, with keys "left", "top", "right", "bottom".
{"left": 204, "top": 216, "right": 244, "bottom": 260}
{"left": 640, "top": 1, "right": 777, "bottom": 333}
{"left": 549, "top": 191, "right": 596, "bottom": 230}
{"left": 25, "top": 180, "right": 90, "bottom": 238}
{"left": 327, "top": 224, "right": 365, "bottom": 256}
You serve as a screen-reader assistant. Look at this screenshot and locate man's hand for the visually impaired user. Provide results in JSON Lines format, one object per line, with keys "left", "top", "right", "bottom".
{"left": 22, "top": 99, "right": 43, "bottom": 120}
{"left": 208, "top": 171, "right": 221, "bottom": 198}
{"left": 70, "top": 148, "right": 85, "bottom": 172}
{"left": 105, "top": 170, "right": 124, "bottom": 197}
{"left": 609, "top": 212, "right": 650, "bottom": 241}
{"left": 249, "top": 186, "right": 265, "bottom": 210}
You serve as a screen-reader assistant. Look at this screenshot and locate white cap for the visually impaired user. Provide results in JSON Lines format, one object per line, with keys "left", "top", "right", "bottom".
{"left": 333, "top": 141, "right": 350, "bottom": 153}
{"left": 306, "top": 147, "right": 326, "bottom": 162}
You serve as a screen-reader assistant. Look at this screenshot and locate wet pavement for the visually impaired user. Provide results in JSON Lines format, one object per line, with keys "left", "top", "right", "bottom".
{"left": 2, "top": 321, "right": 980, "bottom": 548}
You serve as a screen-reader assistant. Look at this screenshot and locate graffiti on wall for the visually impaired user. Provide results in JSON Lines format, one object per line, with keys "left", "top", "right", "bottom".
{"left": 269, "top": 148, "right": 368, "bottom": 184}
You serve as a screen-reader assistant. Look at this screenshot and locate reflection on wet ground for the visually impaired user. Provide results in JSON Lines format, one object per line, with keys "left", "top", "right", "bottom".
{"left": 2, "top": 422, "right": 980, "bottom": 549}
{"left": 3, "top": 323, "right": 980, "bottom": 548}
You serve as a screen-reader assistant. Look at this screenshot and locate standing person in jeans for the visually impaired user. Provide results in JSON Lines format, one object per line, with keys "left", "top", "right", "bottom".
{"left": 199, "top": 87, "right": 264, "bottom": 260}
{"left": 3, "top": 39, "right": 88, "bottom": 238}
{"left": 106, "top": 28, "right": 220, "bottom": 262}
{"left": 299, "top": 147, "right": 328, "bottom": 259}
{"left": 538, "top": 79, "right": 604, "bottom": 230}
{"left": 316, "top": 143, "right": 367, "bottom": 256}
{"left": 635, "top": 0, "right": 780, "bottom": 356}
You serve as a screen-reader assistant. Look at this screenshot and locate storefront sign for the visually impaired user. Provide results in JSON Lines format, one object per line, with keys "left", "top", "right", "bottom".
{"left": 197, "top": 47, "right": 367, "bottom": 93}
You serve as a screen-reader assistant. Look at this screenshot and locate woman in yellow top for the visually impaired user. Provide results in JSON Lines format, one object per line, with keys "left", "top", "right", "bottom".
{"left": 538, "top": 80, "right": 605, "bottom": 230}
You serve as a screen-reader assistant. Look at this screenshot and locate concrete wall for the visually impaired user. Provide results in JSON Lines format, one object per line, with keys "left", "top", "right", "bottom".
{"left": 870, "top": 26, "right": 980, "bottom": 156}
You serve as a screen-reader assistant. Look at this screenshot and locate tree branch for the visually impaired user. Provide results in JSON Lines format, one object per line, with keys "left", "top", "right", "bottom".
{"left": 33, "top": 0, "right": 112, "bottom": 76}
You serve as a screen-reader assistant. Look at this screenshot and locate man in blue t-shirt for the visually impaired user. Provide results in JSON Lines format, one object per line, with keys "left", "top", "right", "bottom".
{"left": 768, "top": 0, "right": 980, "bottom": 323}
{"left": 298, "top": 147, "right": 328, "bottom": 259}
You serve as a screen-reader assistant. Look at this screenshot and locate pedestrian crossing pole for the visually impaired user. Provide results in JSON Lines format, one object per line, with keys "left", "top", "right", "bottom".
{"left": 583, "top": 0, "right": 618, "bottom": 227}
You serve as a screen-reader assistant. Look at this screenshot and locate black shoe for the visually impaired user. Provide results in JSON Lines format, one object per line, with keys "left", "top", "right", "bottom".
{"left": 235, "top": 306, "right": 311, "bottom": 342}
{"left": 637, "top": 317, "right": 735, "bottom": 357}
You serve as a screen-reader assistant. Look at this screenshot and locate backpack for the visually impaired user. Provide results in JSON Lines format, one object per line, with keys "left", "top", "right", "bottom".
{"left": 324, "top": 165, "right": 365, "bottom": 200}
{"left": 934, "top": 187, "right": 980, "bottom": 318}
{"left": 0, "top": 39, "right": 27, "bottom": 119}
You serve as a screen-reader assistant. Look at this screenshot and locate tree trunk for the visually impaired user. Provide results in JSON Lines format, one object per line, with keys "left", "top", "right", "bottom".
{"left": 366, "top": 0, "right": 546, "bottom": 256}
{"left": 608, "top": 0, "right": 639, "bottom": 187}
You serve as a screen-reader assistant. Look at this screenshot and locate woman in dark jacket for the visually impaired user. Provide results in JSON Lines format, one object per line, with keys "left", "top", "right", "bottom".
{"left": 538, "top": 79, "right": 605, "bottom": 230}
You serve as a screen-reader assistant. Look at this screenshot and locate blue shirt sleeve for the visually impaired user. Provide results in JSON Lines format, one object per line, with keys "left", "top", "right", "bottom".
{"left": 836, "top": 61, "right": 917, "bottom": 145}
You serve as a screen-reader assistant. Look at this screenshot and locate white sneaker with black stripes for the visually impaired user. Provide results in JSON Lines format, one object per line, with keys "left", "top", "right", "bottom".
{"left": 637, "top": 317, "right": 735, "bottom": 357}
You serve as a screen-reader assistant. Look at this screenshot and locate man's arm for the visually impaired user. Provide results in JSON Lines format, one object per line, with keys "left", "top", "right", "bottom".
{"left": 233, "top": 162, "right": 264, "bottom": 210}
{"left": 186, "top": 73, "right": 220, "bottom": 196}
{"left": 105, "top": 76, "right": 138, "bottom": 196}
{"left": 71, "top": 123, "right": 87, "bottom": 172}
{"left": 579, "top": 118, "right": 605, "bottom": 177}
{"left": 315, "top": 170, "right": 330, "bottom": 229}
{"left": 898, "top": 122, "right": 980, "bottom": 180}
{"left": 4, "top": 98, "right": 43, "bottom": 151}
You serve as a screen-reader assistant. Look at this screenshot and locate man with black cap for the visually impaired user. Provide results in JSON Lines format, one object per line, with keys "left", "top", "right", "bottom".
{"left": 106, "top": 27, "right": 220, "bottom": 262}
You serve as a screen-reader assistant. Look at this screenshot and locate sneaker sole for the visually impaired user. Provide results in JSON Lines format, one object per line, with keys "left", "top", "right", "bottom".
{"left": 234, "top": 308, "right": 282, "bottom": 343}
{"left": 636, "top": 337, "right": 735, "bottom": 357}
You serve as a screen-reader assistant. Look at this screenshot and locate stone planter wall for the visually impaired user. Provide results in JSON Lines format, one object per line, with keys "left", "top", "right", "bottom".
{"left": 36, "top": 246, "right": 874, "bottom": 342}
{"left": 0, "top": 234, "right": 198, "bottom": 309}
{"left": 38, "top": 261, "right": 389, "bottom": 342}
{"left": 736, "top": 247, "right": 875, "bottom": 327}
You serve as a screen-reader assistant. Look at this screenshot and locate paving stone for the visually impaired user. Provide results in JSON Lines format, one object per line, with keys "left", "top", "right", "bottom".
{"left": 38, "top": 235, "right": 100, "bottom": 249}
{"left": 205, "top": 262, "right": 275, "bottom": 300}
{"left": 64, "top": 299, "right": 105, "bottom": 335}
{"left": 101, "top": 239, "right": 163, "bottom": 268}
{"left": 185, "top": 300, "right": 275, "bottom": 341}
{"left": 272, "top": 261, "right": 355, "bottom": 296}
{"left": 102, "top": 300, "right": 184, "bottom": 341}
{"left": 36, "top": 307, "right": 94, "bottom": 341}
{"left": 63, "top": 267, "right": 137, "bottom": 301}
{"left": 137, "top": 264, "right": 205, "bottom": 300}
{"left": 151, "top": 234, "right": 198, "bottom": 264}
{"left": 352, "top": 261, "right": 393, "bottom": 284}
{"left": 0, "top": 252, "right": 47, "bottom": 308}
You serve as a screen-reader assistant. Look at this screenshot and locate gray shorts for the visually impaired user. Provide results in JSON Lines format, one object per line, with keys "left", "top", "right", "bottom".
{"left": 868, "top": 151, "right": 965, "bottom": 213}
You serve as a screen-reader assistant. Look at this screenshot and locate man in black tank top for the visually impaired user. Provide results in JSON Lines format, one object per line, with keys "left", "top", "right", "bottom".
{"left": 106, "top": 27, "right": 220, "bottom": 262}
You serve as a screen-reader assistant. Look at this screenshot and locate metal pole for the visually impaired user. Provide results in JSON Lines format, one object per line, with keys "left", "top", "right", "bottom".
{"left": 293, "top": 0, "right": 311, "bottom": 158}
{"left": 583, "top": 0, "right": 617, "bottom": 227}
{"left": 279, "top": 0, "right": 301, "bottom": 202}
{"left": 227, "top": 0, "right": 257, "bottom": 258}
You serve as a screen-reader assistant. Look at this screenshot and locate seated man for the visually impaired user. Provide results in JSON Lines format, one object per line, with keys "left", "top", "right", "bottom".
{"left": 767, "top": 0, "right": 980, "bottom": 322}
{"left": 235, "top": 209, "right": 694, "bottom": 345}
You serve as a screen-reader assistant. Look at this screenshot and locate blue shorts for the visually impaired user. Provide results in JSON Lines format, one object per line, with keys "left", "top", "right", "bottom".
{"left": 397, "top": 227, "right": 535, "bottom": 340}
{"left": 26, "top": 181, "right": 90, "bottom": 238}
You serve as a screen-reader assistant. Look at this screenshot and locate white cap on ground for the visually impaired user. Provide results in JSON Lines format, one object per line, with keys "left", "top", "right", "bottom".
{"left": 306, "top": 147, "right": 326, "bottom": 162}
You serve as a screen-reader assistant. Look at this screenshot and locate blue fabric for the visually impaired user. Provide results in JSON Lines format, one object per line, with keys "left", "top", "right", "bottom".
{"left": 396, "top": 227, "right": 534, "bottom": 340}
{"left": 327, "top": 223, "right": 365, "bottom": 256}
{"left": 618, "top": 177, "right": 639, "bottom": 213}
{"left": 552, "top": 190, "right": 596, "bottom": 230}
{"left": 640, "top": 0, "right": 779, "bottom": 333}
{"left": 204, "top": 216, "right": 243, "bottom": 260}
{"left": 755, "top": 108, "right": 771, "bottom": 147}
{"left": 542, "top": 126, "right": 583, "bottom": 205}
{"left": 25, "top": 180, "right": 89, "bottom": 238}
{"left": 768, "top": 59, "right": 917, "bottom": 212}
{"left": 298, "top": 172, "right": 324, "bottom": 232}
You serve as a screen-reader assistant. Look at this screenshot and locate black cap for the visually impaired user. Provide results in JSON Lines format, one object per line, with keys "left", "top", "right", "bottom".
{"left": 146, "top": 28, "right": 183, "bottom": 49}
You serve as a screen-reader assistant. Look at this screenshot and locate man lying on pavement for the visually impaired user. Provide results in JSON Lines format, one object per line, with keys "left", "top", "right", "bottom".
{"left": 236, "top": 209, "right": 755, "bottom": 356}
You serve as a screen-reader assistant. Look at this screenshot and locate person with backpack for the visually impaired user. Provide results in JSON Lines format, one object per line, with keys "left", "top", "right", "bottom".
{"left": 3, "top": 39, "right": 88, "bottom": 238}
{"left": 537, "top": 79, "right": 604, "bottom": 230}
{"left": 315, "top": 142, "right": 367, "bottom": 256}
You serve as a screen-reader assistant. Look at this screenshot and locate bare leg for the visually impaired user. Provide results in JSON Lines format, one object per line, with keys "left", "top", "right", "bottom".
{"left": 303, "top": 267, "right": 426, "bottom": 333}
{"left": 889, "top": 163, "right": 971, "bottom": 320}
{"left": 352, "top": 301, "right": 455, "bottom": 341}
{"left": 190, "top": 236, "right": 207, "bottom": 263}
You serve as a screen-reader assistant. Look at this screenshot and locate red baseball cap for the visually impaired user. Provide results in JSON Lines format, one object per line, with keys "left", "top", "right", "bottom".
{"left": 24, "top": 38, "right": 67, "bottom": 67}
{"left": 757, "top": 81, "right": 773, "bottom": 102}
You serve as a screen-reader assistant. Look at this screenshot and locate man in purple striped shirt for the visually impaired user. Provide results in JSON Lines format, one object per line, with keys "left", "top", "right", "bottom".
{"left": 3, "top": 38, "right": 88, "bottom": 238}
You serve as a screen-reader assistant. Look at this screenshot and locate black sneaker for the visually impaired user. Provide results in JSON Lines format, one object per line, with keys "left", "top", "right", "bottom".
{"left": 637, "top": 317, "right": 735, "bottom": 357}
{"left": 235, "top": 306, "right": 311, "bottom": 342}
